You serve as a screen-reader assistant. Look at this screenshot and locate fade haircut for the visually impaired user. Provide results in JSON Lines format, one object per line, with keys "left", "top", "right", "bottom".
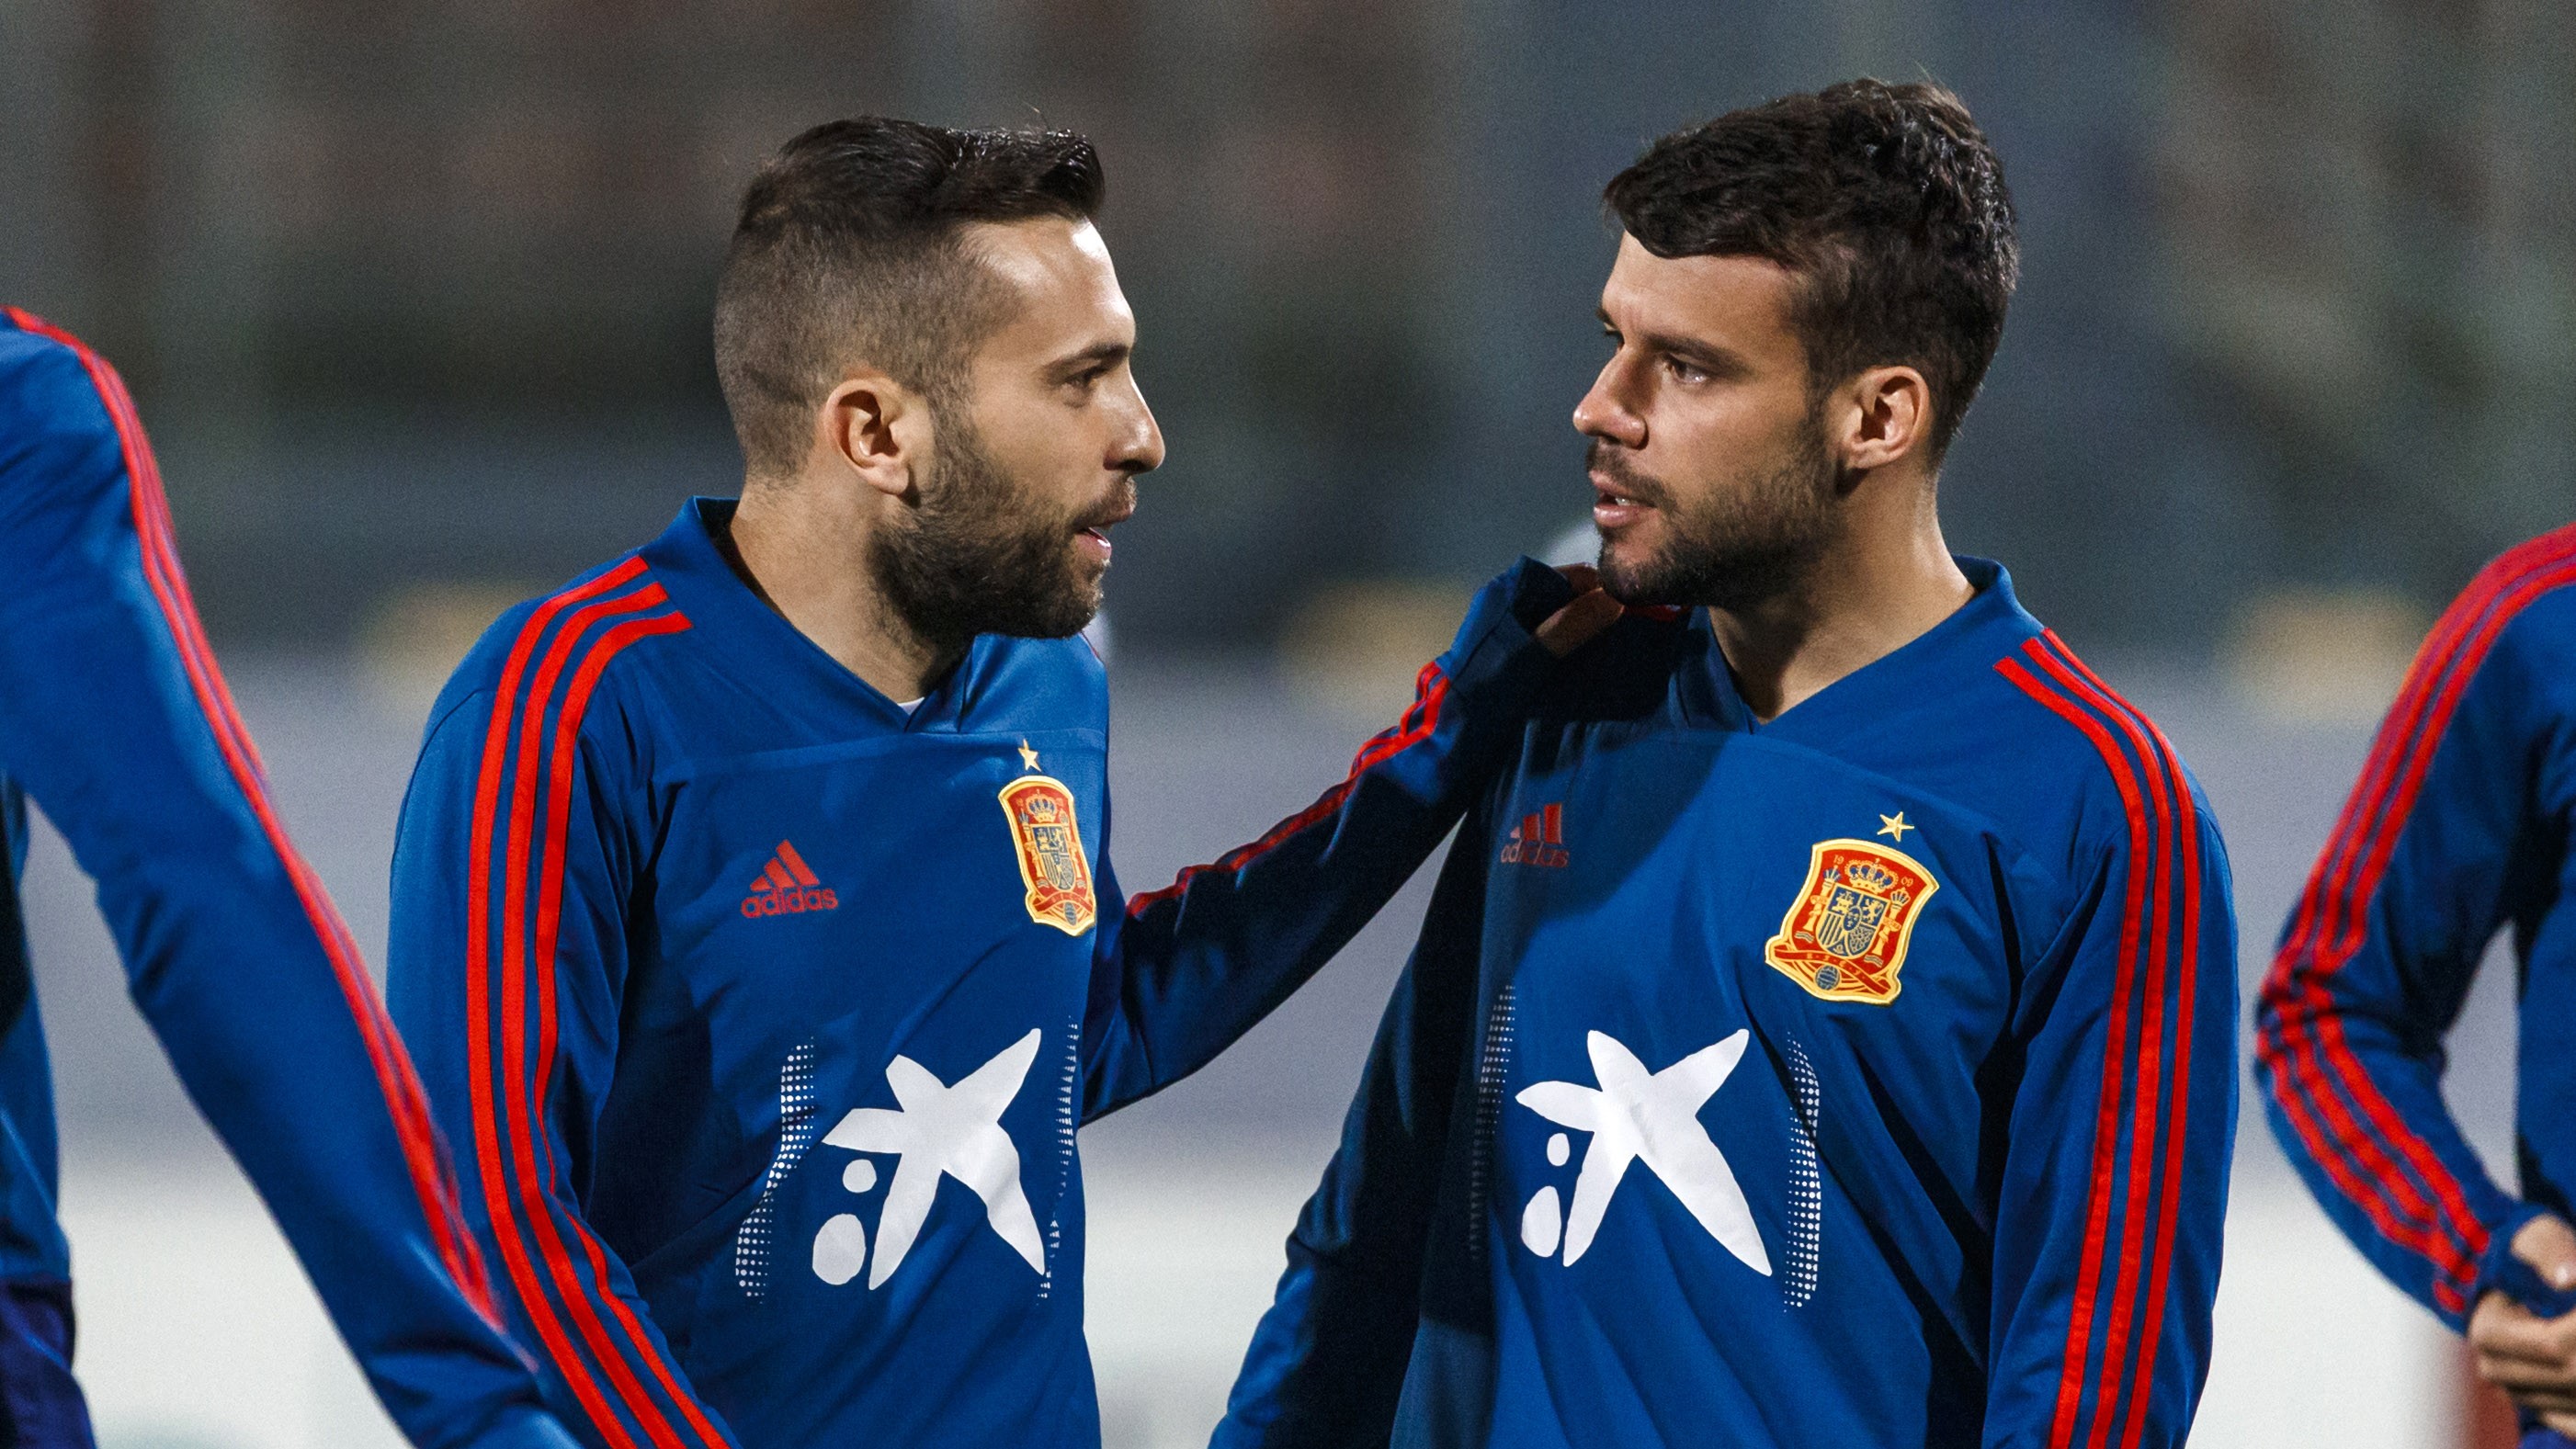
{"left": 714, "top": 118, "right": 1106, "bottom": 478}
{"left": 1606, "top": 80, "right": 2018, "bottom": 459}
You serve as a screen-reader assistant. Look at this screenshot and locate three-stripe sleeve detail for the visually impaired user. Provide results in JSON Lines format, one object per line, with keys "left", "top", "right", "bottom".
{"left": 2258, "top": 525, "right": 2576, "bottom": 1316}
{"left": 1124, "top": 658, "right": 1453, "bottom": 918}
{"left": 462, "top": 561, "right": 721, "bottom": 1449}
{"left": 1996, "top": 632, "right": 2207, "bottom": 1449}
{"left": 2, "top": 307, "right": 501, "bottom": 1325}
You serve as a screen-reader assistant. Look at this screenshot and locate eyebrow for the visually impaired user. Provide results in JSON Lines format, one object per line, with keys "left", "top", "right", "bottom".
{"left": 1599, "top": 310, "right": 1743, "bottom": 373}
{"left": 1050, "top": 340, "right": 1131, "bottom": 376}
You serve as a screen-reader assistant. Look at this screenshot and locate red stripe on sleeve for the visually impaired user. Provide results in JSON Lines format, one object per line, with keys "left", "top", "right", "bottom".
{"left": 2259, "top": 528, "right": 2576, "bottom": 1308}
{"left": 2030, "top": 635, "right": 2208, "bottom": 1449}
{"left": 4, "top": 309, "right": 501, "bottom": 1324}
{"left": 518, "top": 608, "right": 725, "bottom": 1449}
{"left": 465, "top": 567, "right": 659, "bottom": 1449}
{"left": 481, "top": 583, "right": 725, "bottom": 1449}
{"left": 1125, "top": 660, "right": 1452, "bottom": 918}
{"left": 1995, "top": 651, "right": 2162, "bottom": 1449}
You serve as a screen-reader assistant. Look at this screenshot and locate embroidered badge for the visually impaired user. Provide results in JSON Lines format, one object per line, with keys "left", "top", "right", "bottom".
{"left": 1763, "top": 839, "right": 1938, "bottom": 1005}
{"left": 999, "top": 749, "right": 1096, "bottom": 935}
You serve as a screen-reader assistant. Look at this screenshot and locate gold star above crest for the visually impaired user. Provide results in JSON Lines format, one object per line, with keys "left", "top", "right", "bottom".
{"left": 1017, "top": 741, "right": 1042, "bottom": 773}
{"left": 1878, "top": 811, "right": 1914, "bottom": 843}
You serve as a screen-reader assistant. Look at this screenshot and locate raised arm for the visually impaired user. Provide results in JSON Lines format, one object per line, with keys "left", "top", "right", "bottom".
{"left": 1080, "top": 559, "right": 1606, "bottom": 1118}
{"left": 0, "top": 310, "right": 573, "bottom": 1447}
{"left": 387, "top": 580, "right": 733, "bottom": 1449}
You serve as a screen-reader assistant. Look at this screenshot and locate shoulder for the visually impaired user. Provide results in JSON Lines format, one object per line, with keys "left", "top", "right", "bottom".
{"left": 0, "top": 311, "right": 103, "bottom": 413}
{"left": 425, "top": 552, "right": 697, "bottom": 756}
{"left": 0, "top": 311, "right": 126, "bottom": 508}
{"left": 965, "top": 631, "right": 1109, "bottom": 718}
{"left": 2446, "top": 526, "right": 2576, "bottom": 701}
{"left": 1981, "top": 629, "right": 2222, "bottom": 888}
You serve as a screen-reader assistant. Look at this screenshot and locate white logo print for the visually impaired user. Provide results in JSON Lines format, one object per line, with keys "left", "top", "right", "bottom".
{"left": 1515, "top": 1028, "right": 1772, "bottom": 1275}
{"left": 811, "top": 1028, "right": 1048, "bottom": 1289}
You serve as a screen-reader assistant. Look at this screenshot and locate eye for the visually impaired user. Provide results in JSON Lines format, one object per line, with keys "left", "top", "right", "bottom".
{"left": 1662, "top": 354, "right": 1710, "bottom": 385}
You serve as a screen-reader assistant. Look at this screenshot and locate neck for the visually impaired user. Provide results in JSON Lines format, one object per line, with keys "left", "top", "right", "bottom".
{"left": 720, "top": 477, "right": 959, "bottom": 702}
{"left": 1709, "top": 476, "right": 1973, "bottom": 722}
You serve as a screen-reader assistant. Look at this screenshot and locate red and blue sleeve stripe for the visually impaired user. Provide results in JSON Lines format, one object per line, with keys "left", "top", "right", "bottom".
{"left": 2257, "top": 524, "right": 2576, "bottom": 1319}
{"left": 2, "top": 306, "right": 502, "bottom": 1325}
{"left": 1998, "top": 631, "right": 2215, "bottom": 1449}
{"left": 1123, "top": 658, "right": 1452, "bottom": 919}
{"left": 461, "top": 559, "right": 726, "bottom": 1449}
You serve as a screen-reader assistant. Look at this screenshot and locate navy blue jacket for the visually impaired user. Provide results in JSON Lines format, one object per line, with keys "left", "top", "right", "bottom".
{"left": 385, "top": 500, "right": 1572, "bottom": 1448}
{"left": 2259, "top": 523, "right": 2576, "bottom": 1327}
{"left": 0, "top": 308, "right": 571, "bottom": 1446}
{"left": 1220, "top": 562, "right": 2240, "bottom": 1449}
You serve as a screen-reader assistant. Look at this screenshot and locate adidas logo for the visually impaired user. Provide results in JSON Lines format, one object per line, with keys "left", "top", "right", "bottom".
{"left": 741, "top": 841, "right": 840, "bottom": 918}
{"left": 1498, "top": 804, "right": 1571, "bottom": 868}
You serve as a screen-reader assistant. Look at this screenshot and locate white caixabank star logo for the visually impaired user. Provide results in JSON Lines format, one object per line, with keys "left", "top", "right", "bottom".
{"left": 808, "top": 1029, "right": 1049, "bottom": 1290}
{"left": 1514, "top": 1028, "right": 1772, "bottom": 1276}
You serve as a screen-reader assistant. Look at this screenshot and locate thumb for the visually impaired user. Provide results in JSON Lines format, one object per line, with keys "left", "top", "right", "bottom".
{"left": 1535, "top": 583, "right": 1624, "bottom": 658}
{"left": 2514, "top": 1214, "right": 2576, "bottom": 1291}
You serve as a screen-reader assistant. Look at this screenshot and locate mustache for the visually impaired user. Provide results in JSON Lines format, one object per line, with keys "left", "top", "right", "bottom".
{"left": 1585, "top": 442, "right": 1670, "bottom": 507}
{"left": 1073, "top": 477, "right": 1139, "bottom": 534}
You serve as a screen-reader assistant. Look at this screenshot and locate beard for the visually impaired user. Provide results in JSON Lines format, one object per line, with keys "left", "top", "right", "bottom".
{"left": 1589, "top": 414, "right": 1842, "bottom": 614}
{"left": 870, "top": 409, "right": 1129, "bottom": 654}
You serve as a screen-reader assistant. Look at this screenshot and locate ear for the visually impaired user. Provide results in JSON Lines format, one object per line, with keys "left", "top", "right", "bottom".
{"left": 814, "top": 370, "right": 931, "bottom": 502}
{"left": 1829, "top": 365, "right": 1934, "bottom": 474}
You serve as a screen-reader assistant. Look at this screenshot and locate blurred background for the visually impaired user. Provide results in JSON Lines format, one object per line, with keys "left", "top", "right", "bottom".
{"left": 4, "top": 0, "right": 2573, "bottom": 1444}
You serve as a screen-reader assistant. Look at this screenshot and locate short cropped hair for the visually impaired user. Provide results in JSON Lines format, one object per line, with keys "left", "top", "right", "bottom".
{"left": 713, "top": 118, "right": 1105, "bottom": 478}
{"left": 1606, "top": 80, "right": 2018, "bottom": 458}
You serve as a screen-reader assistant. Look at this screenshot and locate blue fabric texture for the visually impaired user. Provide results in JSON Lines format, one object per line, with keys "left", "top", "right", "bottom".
{"left": 385, "top": 498, "right": 1569, "bottom": 1449}
{"left": 2257, "top": 526, "right": 2576, "bottom": 1332}
{"left": 0, "top": 309, "right": 569, "bottom": 1446}
{"left": 1219, "top": 561, "right": 2242, "bottom": 1449}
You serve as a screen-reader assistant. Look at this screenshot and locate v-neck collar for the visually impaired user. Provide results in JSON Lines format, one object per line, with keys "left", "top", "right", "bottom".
{"left": 1676, "top": 557, "right": 2039, "bottom": 748}
{"left": 640, "top": 497, "right": 986, "bottom": 734}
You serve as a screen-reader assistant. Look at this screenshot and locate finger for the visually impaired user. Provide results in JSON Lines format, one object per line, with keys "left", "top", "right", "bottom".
{"left": 2477, "top": 1353, "right": 2576, "bottom": 1393}
{"left": 2475, "top": 1300, "right": 2566, "bottom": 1363}
{"left": 1534, "top": 588, "right": 1625, "bottom": 658}
{"left": 2518, "top": 1215, "right": 2576, "bottom": 1292}
{"left": 2546, "top": 1409, "right": 2576, "bottom": 1435}
{"left": 1553, "top": 562, "right": 1599, "bottom": 594}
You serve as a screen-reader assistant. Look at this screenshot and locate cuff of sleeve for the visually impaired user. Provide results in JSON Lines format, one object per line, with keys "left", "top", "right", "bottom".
{"left": 2473, "top": 1203, "right": 2576, "bottom": 1321}
{"left": 1440, "top": 556, "right": 1572, "bottom": 707}
{"left": 453, "top": 1407, "right": 586, "bottom": 1449}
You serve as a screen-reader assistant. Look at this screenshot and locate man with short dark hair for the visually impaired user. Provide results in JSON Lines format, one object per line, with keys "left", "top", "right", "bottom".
{"left": 1217, "top": 81, "right": 2239, "bottom": 1449}
{"left": 386, "top": 118, "right": 1612, "bottom": 1449}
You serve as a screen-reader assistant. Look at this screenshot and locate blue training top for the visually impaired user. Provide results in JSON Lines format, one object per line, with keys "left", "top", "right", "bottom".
{"left": 385, "top": 498, "right": 1575, "bottom": 1449}
{"left": 2259, "top": 524, "right": 2576, "bottom": 1329}
{"left": 1219, "top": 561, "right": 2241, "bottom": 1449}
{"left": 0, "top": 308, "right": 572, "bottom": 1447}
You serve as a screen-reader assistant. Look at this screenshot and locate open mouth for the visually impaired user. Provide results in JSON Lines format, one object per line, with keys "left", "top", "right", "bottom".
{"left": 1591, "top": 476, "right": 1657, "bottom": 531}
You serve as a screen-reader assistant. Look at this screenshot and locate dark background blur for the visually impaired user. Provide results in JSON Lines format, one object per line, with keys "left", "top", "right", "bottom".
{"left": 8, "top": 0, "right": 2571, "bottom": 659}
{"left": 6, "top": 3, "right": 2574, "bottom": 1445}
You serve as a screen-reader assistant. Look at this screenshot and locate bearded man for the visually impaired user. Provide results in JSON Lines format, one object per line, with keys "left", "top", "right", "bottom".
{"left": 1217, "top": 81, "right": 2241, "bottom": 1449}
{"left": 386, "top": 119, "right": 1612, "bottom": 1449}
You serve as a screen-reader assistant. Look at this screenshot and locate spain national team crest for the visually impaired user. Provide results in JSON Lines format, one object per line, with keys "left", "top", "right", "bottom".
{"left": 1763, "top": 839, "right": 1938, "bottom": 1005}
{"left": 999, "top": 764, "right": 1097, "bottom": 936}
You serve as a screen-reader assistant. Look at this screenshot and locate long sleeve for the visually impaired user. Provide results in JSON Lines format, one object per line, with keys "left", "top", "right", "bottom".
{"left": 387, "top": 590, "right": 733, "bottom": 1449}
{"left": 2255, "top": 536, "right": 2576, "bottom": 1328}
{"left": 1989, "top": 646, "right": 2241, "bottom": 1449}
{"left": 1079, "top": 559, "right": 1571, "bottom": 1119}
{"left": 1212, "top": 807, "right": 1495, "bottom": 1449}
{"left": 0, "top": 311, "right": 573, "bottom": 1446}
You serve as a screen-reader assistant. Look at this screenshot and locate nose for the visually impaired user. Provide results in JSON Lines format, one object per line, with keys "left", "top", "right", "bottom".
{"left": 1572, "top": 353, "right": 1647, "bottom": 449}
{"left": 1112, "top": 376, "right": 1165, "bottom": 476}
